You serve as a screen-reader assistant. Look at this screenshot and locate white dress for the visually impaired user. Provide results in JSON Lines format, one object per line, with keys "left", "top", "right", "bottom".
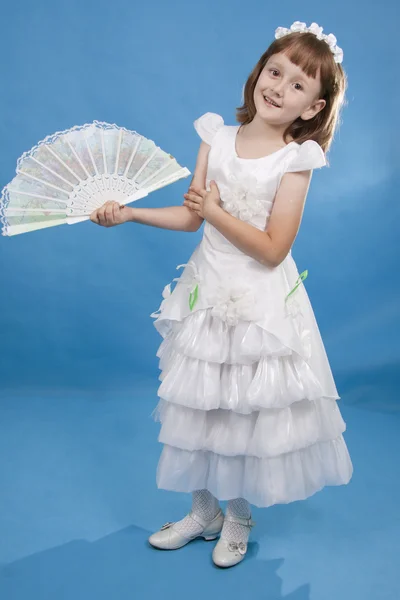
{"left": 150, "top": 112, "right": 353, "bottom": 508}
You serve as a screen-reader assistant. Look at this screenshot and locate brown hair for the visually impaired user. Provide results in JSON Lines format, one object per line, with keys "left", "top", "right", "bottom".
{"left": 236, "top": 32, "right": 348, "bottom": 155}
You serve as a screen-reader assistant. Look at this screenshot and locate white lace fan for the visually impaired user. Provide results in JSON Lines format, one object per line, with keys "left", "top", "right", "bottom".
{"left": 0, "top": 120, "right": 191, "bottom": 236}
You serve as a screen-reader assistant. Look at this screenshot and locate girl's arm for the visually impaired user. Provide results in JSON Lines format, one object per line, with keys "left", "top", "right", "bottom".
{"left": 126, "top": 205, "right": 200, "bottom": 232}
{"left": 125, "top": 141, "right": 210, "bottom": 232}
{"left": 206, "top": 169, "right": 313, "bottom": 268}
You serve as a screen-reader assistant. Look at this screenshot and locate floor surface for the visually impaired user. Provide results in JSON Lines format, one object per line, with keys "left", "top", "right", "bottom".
{"left": 0, "top": 378, "right": 399, "bottom": 600}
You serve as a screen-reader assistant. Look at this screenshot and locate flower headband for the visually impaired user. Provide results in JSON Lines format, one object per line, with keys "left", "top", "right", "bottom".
{"left": 275, "top": 21, "right": 344, "bottom": 64}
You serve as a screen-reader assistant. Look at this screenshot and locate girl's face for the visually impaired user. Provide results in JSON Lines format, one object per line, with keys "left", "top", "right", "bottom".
{"left": 254, "top": 52, "right": 326, "bottom": 126}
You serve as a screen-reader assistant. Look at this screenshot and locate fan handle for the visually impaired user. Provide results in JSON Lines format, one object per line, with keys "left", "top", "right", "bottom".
{"left": 66, "top": 189, "right": 149, "bottom": 224}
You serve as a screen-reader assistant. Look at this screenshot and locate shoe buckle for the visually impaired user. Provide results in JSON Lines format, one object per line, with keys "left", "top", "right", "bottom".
{"left": 160, "top": 521, "right": 174, "bottom": 531}
{"left": 224, "top": 515, "right": 255, "bottom": 529}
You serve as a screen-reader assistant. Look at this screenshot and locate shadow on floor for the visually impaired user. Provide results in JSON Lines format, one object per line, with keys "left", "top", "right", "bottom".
{"left": 0, "top": 524, "right": 310, "bottom": 600}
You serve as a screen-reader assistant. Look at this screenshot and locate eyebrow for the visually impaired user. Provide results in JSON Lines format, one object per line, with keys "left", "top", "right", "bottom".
{"left": 268, "top": 61, "right": 309, "bottom": 85}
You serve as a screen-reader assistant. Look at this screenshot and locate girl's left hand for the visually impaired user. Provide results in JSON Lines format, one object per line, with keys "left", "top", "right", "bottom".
{"left": 183, "top": 180, "right": 222, "bottom": 220}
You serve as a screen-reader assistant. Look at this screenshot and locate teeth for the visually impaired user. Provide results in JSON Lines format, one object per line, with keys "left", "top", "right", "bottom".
{"left": 264, "top": 96, "right": 279, "bottom": 107}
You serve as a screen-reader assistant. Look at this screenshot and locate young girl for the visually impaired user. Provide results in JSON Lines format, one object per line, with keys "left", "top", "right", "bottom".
{"left": 90, "top": 20, "right": 353, "bottom": 568}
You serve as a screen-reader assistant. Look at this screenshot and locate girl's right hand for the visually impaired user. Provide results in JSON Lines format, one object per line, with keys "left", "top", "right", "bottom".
{"left": 90, "top": 201, "right": 129, "bottom": 227}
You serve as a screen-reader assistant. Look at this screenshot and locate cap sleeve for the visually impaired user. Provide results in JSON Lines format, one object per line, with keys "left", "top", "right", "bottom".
{"left": 193, "top": 112, "right": 224, "bottom": 146}
{"left": 284, "top": 140, "right": 326, "bottom": 173}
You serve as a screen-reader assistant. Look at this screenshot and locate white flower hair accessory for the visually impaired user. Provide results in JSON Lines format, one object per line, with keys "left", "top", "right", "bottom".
{"left": 275, "top": 21, "right": 344, "bottom": 64}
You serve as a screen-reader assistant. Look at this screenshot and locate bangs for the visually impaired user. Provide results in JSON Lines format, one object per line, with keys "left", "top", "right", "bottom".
{"left": 272, "top": 33, "right": 333, "bottom": 84}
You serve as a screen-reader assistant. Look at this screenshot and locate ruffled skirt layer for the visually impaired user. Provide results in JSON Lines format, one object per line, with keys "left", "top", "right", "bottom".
{"left": 152, "top": 308, "right": 353, "bottom": 508}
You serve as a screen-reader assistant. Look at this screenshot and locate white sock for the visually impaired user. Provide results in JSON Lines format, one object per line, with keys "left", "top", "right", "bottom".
{"left": 173, "top": 489, "right": 220, "bottom": 537}
{"left": 221, "top": 498, "right": 252, "bottom": 544}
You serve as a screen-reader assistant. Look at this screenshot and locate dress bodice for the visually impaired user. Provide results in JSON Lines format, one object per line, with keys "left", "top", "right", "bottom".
{"left": 150, "top": 112, "right": 328, "bottom": 345}
{"left": 193, "top": 112, "right": 326, "bottom": 254}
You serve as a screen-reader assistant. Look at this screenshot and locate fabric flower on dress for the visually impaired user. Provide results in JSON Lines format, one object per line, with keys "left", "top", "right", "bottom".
{"left": 284, "top": 269, "right": 311, "bottom": 357}
{"left": 208, "top": 284, "right": 257, "bottom": 326}
{"left": 150, "top": 282, "right": 173, "bottom": 318}
{"left": 173, "top": 261, "right": 203, "bottom": 311}
{"left": 284, "top": 295, "right": 312, "bottom": 360}
{"left": 173, "top": 261, "right": 202, "bottom": 291}
{"left": 220, "top": 163, "right": 267, "bottom": 222}
{"left": 150, "top": 261, "right": 203, "bottom": 317}
{"left": 284, "top": 295, "right": 302, "bottom": 319}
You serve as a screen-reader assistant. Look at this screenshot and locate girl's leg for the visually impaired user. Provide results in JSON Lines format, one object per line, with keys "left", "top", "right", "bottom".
{"left": 212, "top": 497, "right": 255, "bottom": 567}
{"left": 220, "top": 498, "right": 252, "bottom": 543}
{"left": 173, "top": 489, "right": 221, "bottom": 537}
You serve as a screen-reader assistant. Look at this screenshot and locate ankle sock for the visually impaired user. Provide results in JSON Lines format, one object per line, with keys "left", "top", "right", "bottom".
{"left": 173, "top": 489, "right": 220, "bottom": 537}
{"left": 220, "top": 498, "right": 252, "bottom": 544}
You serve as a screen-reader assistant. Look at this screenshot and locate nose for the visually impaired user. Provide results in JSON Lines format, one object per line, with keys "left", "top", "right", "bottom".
{"left": 271, "top": 83, "right": 283, "bottom": 97}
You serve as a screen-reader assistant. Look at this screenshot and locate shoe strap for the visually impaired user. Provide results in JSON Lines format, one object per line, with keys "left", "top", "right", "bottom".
{"left": 189, "top": 508, "right": 222, "bottom": 528}
{"left": 188, "top": 510, "right": 207, "bottom": 528}
{"left": 224, "top": 514, "right": 256, "bottom": 528}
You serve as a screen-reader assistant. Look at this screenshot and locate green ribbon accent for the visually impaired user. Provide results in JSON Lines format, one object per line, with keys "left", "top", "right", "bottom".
{"left": 189, "top": 284, "right": 199, "bottom": 311}
{"left": 285, "top": 269, "right": 308, "bottom": 302}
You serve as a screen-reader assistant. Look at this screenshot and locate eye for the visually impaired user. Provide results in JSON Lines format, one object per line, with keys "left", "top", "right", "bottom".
{"left": 270, "top": 69, "right": 279, "bottom": 76}
{"left": 294, "top": 83, "right": 303, "bottom": 91}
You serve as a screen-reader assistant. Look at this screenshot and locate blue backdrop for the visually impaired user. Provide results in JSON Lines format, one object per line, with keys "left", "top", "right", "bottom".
{"left": 1, "top": 0, "right": 398, "bottom": 392}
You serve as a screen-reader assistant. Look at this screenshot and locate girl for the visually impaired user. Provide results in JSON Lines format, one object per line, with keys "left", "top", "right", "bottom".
{"left": 90, "top": 20, "right": 353, "bottom": 568}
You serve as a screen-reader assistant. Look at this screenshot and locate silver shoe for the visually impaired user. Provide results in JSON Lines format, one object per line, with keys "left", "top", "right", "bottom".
{"left": 148, "top": 508, "right": 224, "bottom": 550}
{"left": 212, "top": 514, "right": 256, "bottom": 568}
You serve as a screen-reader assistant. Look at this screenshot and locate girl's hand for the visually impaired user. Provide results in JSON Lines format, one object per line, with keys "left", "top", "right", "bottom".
{"left": 90, "top": 201, "right": 129, "bottom": 227}
{"left": 183, "top": 180, "right": 222, "bottom": 221}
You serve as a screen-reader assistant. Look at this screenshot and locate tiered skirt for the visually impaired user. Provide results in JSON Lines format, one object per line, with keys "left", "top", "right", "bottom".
{"left": 152, "top": 309, "right": 353, "bottom": 508}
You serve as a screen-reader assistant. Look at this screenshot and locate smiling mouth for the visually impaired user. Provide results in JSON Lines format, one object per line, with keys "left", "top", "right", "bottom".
{"left": 263, "top": 95, "right": 281, "bottom": 108}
